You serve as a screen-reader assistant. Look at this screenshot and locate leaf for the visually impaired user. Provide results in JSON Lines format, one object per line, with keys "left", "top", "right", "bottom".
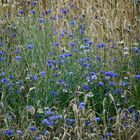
{"left": 38, "top": 109, "right": 44, "bottom": 114}
{"left": 0, "top": 114, "right": 6, "bottom": 120}
{"left": 26, "top": 106, "right": 35, "bottom": 115}
{"left": 109, "top": 93, "right": 114, "bottom": 103}
{"left": 29, "top": 87, "right": 36, "bottom": 92}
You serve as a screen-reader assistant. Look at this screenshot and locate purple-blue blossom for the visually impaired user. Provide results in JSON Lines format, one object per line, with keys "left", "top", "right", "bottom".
{"left": 79, "top": 102, "right": 86, "bottom": 110}
{"left": 29, "top": 126, "right": 38, "bottom": 132}
{"left": 4, "top": 130, "right": 14, "bottom": 136}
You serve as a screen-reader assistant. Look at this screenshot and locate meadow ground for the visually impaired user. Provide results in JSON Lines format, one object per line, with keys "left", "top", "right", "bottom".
{"left": 0, "top": 0, "right": 140, "bottom": 140}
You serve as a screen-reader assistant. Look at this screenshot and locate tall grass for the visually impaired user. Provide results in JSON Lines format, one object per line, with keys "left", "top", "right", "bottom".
{"left": 0, "top": 0, "right": 140, "bottom": 139}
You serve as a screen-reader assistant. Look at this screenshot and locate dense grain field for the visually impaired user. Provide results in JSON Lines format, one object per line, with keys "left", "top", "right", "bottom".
{"left": 0, "top": 0, "right": 140, "bottom": 140}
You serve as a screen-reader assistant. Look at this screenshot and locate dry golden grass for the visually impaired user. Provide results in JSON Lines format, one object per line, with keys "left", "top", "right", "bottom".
{"left": 0, "top": 0, "right": 139, "bottom": 46}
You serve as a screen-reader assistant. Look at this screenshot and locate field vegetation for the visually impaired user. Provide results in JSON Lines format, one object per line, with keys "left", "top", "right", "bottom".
{"left": 0, "top": 0, "right": 140, "bottom": 139}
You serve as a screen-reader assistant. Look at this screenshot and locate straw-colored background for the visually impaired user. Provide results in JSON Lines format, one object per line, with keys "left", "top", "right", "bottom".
{"left": 0, "top": 0, "right": 139, "bottom": 45}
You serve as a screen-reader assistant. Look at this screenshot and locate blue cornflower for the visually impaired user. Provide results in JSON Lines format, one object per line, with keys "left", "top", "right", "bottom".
{"left": 85, "top": 58, "right": 91, "bottom": 61}
{"left": 80, "top": 29, "right": 84, "bottom": 34}
{"left": 70, "top": 2, "right": 75, "bottom": 8}
{"left": 83, "top": 85, "right": 90, "bottom": 91}
{"left": 27, "top": 44, "right": 34, "bottom": 49}
{"left": 44, "top": 130, "right": 49, "bottom": 136}
{"left": 97, "top": 43, "right": 106, "bottom": 48}
{"left": 101, "top": 137, "right": 107, "bottom": 140}
{"left": 0, "top": 51, "right": 5, "bottom": 55}
{"left": 57, "top": 115, "right": 63, "bottom": 119}
{"left": 66, "top": 118, "right": 76, "bottom": 123}
{"left": 128, "top": 107, "right": 135, "bottom": 113}
{"left": 90, "top": 75, "right": 97, "bottom": 80}
{"left": 79, "top": 58, "right": 84, "bottom": 63}
{"left": 54, "top": 67, "right": 58, "bottom": 71}
{"left": 69, "top": 32, "right": 75, "bottom": 38}
{"left": 70, "top": 20, "right": 76, "bottom": 26}
{"left": 61, "top": 53, "right": 72, "bottom": 57}
{"left": 87, "top": 41, "right": 93, "bottom": 45}
{"left": 54, "top": 73, "right": 58, "bottom": 77}
{"left": 54, "top": 42, "right": 60, "bottom": 46}
{"left": 49, "top": 116, "right": 57, "bottom": 121}
{"left": 100, "top": 69, "right": 105, "bottom": 74}
{"left": 81, "top": 46, "right": 90, "bottom": 50}
{"left": 133, "top": 47, "right": 140, "bottom": 53}
{"left": 133, "top": 111, "right": 139, "bottom": 122}
{"left": 48, "top": 64, "right": 54, "bottom": 68}
{"left": 12, "top": 33, "right": 17, "bottom": 37}
{"left": 79, "top": 102, "right": 86, "bottom": 110}
{"left": 0, "top": 57, "right": 5, "bottom": 61}
{"left": 124, "top": 123, "right": 130, "bottom": 128}
{"left": 105, "top": 132, "right": 113, "bottom": 137}
{"left": 83, "top": 38, "right": 89, "bottom": 42}
{"left": 90, "top": 72, "right": 96, "bottom": 76}
{"left": 48, "top": 51, "right": 54, "bottom": 56}
{"left": 90, "top": 72, "right": 97, "bottom": 80}
{"left": 62, "top": 29, "right": 67, "bottom": 34}
{"left": 58, "top": 14, "right": 63, "bottom": 18}
{"left": 113, "top": 73, "right": 119, "bottom": 78}
{"left": 116, "top": 89, "right": 121, "bottom": 94}
{"left": 66, "top": 118, "right": 76, "bottom": 126}
{"left": 41, "top": 119, "right": 49, "bottom": 125}
{"left": 108, "top": 116, "right": 114, "bottom": 121}
{"left": 1, "top": 78, "right": 9, "bottom": 84}
{"left": 109, "top": 81, "right": 115, "bottom": 86}
{"left": 47, "top": 121, "right": 54, "bottom": 127}
{"left": 59, "top": 33, "right": 65, "bottom": 38}
{"left": 16, "top": 49, "right": 21, "bottom": 53}
{"left": 47, "top": 60, "right": 56, "bottom": 64}
{"left": 95, "top": 55, "right": 101, "bottom": 60}
{"left": 31, "top": 10, "right": 36, "bottom": 15}
{"left": 34, "top": 136, "right": 42, "bottom": 140}
{"left": 58, "top": 79, "right": 65, "bottom": 85}
{"left": 46, "top": 9, "right": 51, "bottom": 13}
{"left": 69, "top": 42, "right": 75, "bottom": 47}
{"left": 9, "top": 75, "right": 14, "bottom": 79}
{"left": 61, "top": 9, "right": 67, "bottom": 14}
{"left": 136, "top": 75, "right": 140, "bottom": 79}
{"left": 98, "top": 81, "right": 104, "bottom": 87}
{"left": 31, "top": 75, "right": 38, "bottom": 81}
{"left": 31, "top": 1, "right": 38, "bottom": 6}
{"left": 105, "top": 71, "right": 114, "bottom": 77}
{"left": 19, "top": 10, "right": 24, "bottom": 15}
{"left": 119, "top": 82, "right": 129, "bottom": 86}
{"left": 50, "top": 16, "right": 56, "bottom": 21}
{"left": 45, "top": 109, "right": 54, "bottom": 116}
{"left": 85, "top": 121, "right": 91, "bottom": 125}
{"left": 15, "top": 56, "right": 22, "bottom": 60}
{"left": 16, "top": 130, "right": 23, "bottom": 135}
{"left": 53, "top": 115, "right": 62, "bottom": 121}
{"left": 0, "top": 43, "right": 4, "bottom": 47}
{"left": 17, "top": 80, "right": 23, "bottom": 86}
{"left": 80, "top": 25, "right": 85, "bottom": 30}
{"left": 29, "top": 126, "right": 38, "bottom": 132}
{"left": 39, "top": 18, "right": 46, "bottom": 23}
{"left": 41, "top": 71, "right": 46, "bottom": 77}
{"left": 95, "top": 117, "right": 101, "bottom": 122}
{"left": 53, "top": 30, "right": 58, "bottom": 34}
{"left": 0, "top": 71, "right": 6, "bottom": 76}
{"left": 4, "top": 130, "right": 14, "bottom": 136}
{"left": 51, "top": 91, "right": 58, "bottom": 96}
